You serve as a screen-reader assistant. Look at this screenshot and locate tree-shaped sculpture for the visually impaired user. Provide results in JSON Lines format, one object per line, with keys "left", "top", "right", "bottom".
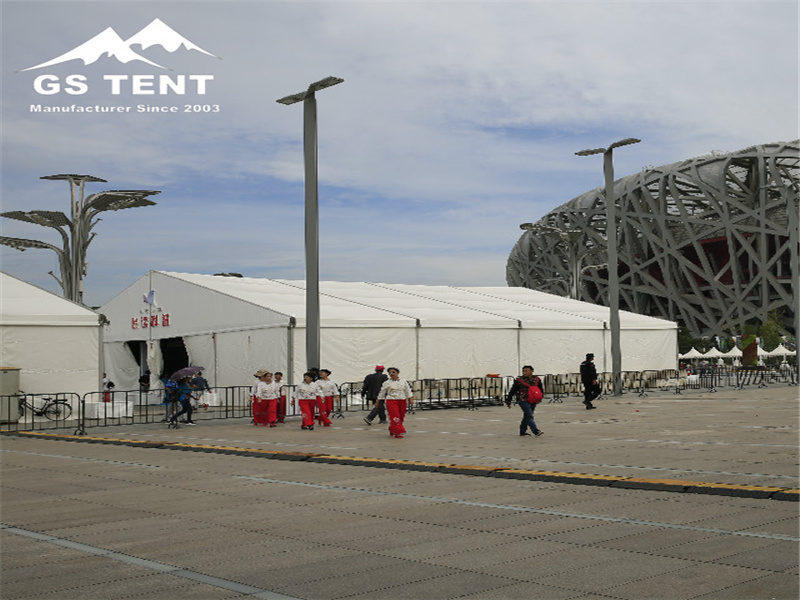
{"left": 1, "top": 174, "right": 159, "bottom": 304}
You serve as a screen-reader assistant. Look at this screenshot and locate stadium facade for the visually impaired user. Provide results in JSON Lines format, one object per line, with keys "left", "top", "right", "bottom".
{"left": 507, "top": 140, "right": 799, "bottom": 338}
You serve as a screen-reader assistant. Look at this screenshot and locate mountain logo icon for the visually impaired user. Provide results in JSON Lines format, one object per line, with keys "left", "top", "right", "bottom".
{"left": 21, "top": 18, "right": 219, "bottom": 71}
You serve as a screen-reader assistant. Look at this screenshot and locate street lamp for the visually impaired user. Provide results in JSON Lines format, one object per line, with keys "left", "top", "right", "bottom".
{"left": 576, "top": 138, "right": 641, "bottom": 395}
{"left": 277, "top": 76, "right": 344, "bottom": 371}
{"left": 519, "top": 222, "right": 603, "bottom": 300}
{"left": 1, "top": 174, "right": 159, "bottom": 304}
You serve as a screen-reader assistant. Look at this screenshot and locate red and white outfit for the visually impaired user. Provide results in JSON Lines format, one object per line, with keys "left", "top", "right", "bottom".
{"left": 262, "top": 381, "right": 281, "bottom": 426}
{"left": 378, "top": 378, "right": 413, "bottom": 438}
{"left": 294, "top": 381, "right": 318, "bottom": 429}
{"left": 253, "top": 380, "right": 270, "bottom": 426}
{"left": 275, "top": 380, "right": 287, "bottom": 423}
{"left": 315, "top": 379, "right": 337, "bottom": 427}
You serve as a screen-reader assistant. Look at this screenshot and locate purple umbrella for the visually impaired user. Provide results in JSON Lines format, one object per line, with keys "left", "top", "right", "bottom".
{"left": 170, "top": 366, "right": 205, "bottom": 382}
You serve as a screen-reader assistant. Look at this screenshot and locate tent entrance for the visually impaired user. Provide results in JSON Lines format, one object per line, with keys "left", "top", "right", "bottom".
{"left": 160, "top": 337, "right": 189, "bottom": 377}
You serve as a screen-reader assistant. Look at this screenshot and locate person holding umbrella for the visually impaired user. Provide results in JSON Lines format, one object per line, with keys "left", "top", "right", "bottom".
{"left": 167, "top": 367, "right": 204, "bottom": 428}
{"left": 169, "top": 376, "right": 196, "bottom": 427}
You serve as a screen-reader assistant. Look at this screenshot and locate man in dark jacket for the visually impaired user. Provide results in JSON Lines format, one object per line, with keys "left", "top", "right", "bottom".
{"left": 362, "top": 365, "right": 389, "bottom": 425}
{"left": 580, "top": 353, "right": 600, "bottom": 409}
{"left": 505, "top": 365, "right": 544, "bottom": 437}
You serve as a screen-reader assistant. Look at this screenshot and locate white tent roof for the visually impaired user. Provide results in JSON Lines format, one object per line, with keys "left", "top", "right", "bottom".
{"left": 764, "top": 344, "right": 794, "bottom": 356}
{"left": 164, "top": 272, "right": 415, "bottom": 328}
{"left": 158, "top": 273, "right": 676, "bottom": 331}
{"left": 679, "top": 347, "right": 704, "bottom": 358}
{"left": 702, "top": 347, "right": 725, "bottom": 358}
{"left": 456, "top": 286, "right": 673, "bottom": 330}
{"left": 0, "top": 272, "right": 100, "bottom": 326}
{"left": 722, "top": 346, "right": 743, "bottom": 357}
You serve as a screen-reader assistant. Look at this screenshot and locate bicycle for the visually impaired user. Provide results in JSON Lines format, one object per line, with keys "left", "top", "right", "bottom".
{"left": 18, "top": 394, "right": 73, "bottom": 421}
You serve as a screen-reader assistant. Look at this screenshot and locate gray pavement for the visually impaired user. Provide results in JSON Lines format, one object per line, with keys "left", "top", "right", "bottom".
{"left": 1, "top": 385, "right": 798, "bottom": 599}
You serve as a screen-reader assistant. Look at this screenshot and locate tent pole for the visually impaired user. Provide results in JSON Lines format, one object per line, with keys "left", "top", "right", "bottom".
{"left": 288, "top": 318, "right": 296, "bottom": 386}
{"left": 415, "top": 320, "right": 420, "bottom": 380}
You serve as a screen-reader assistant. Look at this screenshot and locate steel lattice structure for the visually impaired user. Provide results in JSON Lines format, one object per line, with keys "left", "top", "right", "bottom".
{"left": 507, "top": 140, "right": 799, "bottom": 337}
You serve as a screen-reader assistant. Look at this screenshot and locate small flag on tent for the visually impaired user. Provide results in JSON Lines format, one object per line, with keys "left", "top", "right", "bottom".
{"left": 143, "top": 290, "right": 156, "bottom": 306}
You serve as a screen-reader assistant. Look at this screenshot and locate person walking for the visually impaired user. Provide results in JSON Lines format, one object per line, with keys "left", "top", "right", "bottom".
{"left": 505, "top": 365, "right": 544, "bottom": 437}
{"left": 362, "top": 365, "right": 388, "bottom": 426}
{"left": 315, "top": 369, "right": 337, "bottom": 426}
{"left": 161, "top": 373, "right": 178, "bottom": 423}
{"left": 293, "top": 372, "right": 318, "bottom": 430}
{"left": 377, "top": 367, "right": 413, "bottom": 438}
{"left": 261, "top": 371, "right": 281, "bottom": 427}
{"left": 169, "top": 376, "right": 196, "bottom": 427}
{"left": 251, "top": 369, "right": 271, "bottom": 426}
{"left": 274, "top": 372, "right": 287, "bottom": 423}
{"left": 192, "top": 371, "right": 211, "bottom": 402}
{"left": 580, "top": 353, "right": 600, "bottom": 410}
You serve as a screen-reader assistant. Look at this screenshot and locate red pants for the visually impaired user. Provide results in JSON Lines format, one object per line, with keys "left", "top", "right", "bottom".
{"left": 299, "top": 399, "right": 316, "bottom": 428}
{"left": 264, "top": 399, "right": 278, "bottom": 425}
{"left": 386, "top": 399, "right": 407, "bottom": 437}
{"left": 316, "top": 397, "right": 332, "bottom": 426}
{"left": 324, "top": 395, "right": 334, "bottom": 417}
{"left": 252, "top": 399, "right": 268, "bottom": 425}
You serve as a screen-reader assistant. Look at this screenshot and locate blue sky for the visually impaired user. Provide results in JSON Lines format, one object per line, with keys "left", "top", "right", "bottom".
{"left": 2, "top": 0, "right": 797, "bottom": 307}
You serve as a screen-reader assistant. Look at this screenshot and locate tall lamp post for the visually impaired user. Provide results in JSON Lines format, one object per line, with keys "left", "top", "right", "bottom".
{"left": 576, "top": 138, "right": 641, "bottom": 395}
{"left": 277, "top": 76, "right": 344, "bottom": 371}
{"left": 0, "top": 174, "right": 159, "bottom": 304}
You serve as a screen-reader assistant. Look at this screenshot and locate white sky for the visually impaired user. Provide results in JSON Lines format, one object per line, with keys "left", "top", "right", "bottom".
{"left": 1, "top": 0, "right": 798, "bottom": 306}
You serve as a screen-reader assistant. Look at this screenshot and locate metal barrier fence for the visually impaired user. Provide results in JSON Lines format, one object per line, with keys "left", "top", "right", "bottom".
{"left": 0, "top": 392, "right": 82, "bottom": 433}
{"left": 1, "top": 365, "right": 795, "bottom": 434}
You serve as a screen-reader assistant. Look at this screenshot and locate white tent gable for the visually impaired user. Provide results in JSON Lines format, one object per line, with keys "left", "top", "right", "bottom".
{"left": 1, "top": 272, "right": 101, "bottom": 395}
{"left": 0, "top": 272, "right": 100, "bottom": 326}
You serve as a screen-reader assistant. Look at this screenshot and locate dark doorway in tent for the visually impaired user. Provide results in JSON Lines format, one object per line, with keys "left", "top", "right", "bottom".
{"left": 125, "top": 341, "right": 146, "bottom": 372}
{"left": 161, "top": 337, "right": 189, "bottom": 378}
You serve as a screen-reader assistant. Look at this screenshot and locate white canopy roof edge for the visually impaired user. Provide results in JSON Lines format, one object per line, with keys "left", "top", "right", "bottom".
{"left": 100, "top": 271, "right": 678, "bottom": 387}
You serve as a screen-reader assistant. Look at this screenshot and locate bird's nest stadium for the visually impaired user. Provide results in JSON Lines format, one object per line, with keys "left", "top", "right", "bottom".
{"left": 507, "top": 140, "right": 799, "bottom": 337}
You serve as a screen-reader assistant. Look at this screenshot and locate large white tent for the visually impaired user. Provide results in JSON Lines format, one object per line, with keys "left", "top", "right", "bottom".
{"left": 100, "top": 271, "right": 678, "bottom": 389}
{"left": 0, "top": 272, "right": 102, "bottom": 395}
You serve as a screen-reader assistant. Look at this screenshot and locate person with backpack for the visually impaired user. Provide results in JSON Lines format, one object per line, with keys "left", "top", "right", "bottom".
{"left": 505, "top": 365, "right": 544, "bottom": 437}
{"left": 580, "top": 353, "right": 600, "bottom": 410}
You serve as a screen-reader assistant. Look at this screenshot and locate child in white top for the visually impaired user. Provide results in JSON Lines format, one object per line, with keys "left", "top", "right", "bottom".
{"left": 293, "top": 372, "right": 318, "bottom": 430}
{"left": 315, "top": 369, "right": 338, "bottom": 426}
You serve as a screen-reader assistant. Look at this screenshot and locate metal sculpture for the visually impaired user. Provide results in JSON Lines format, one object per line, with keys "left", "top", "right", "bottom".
{"left": 507, "top": 140, "right": 799, "bottom": 338}
{"left": 1, "top": 174, "right": 159, "bottom": 304}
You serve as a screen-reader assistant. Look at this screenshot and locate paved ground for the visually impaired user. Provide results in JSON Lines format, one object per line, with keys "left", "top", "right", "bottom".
{"left": 1, "top": 385, "right": 798, "bottom": 599}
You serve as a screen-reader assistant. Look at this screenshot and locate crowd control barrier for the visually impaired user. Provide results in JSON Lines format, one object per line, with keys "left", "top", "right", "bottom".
{"left": 0, "top": 364, "right": 795, "bottom": 434}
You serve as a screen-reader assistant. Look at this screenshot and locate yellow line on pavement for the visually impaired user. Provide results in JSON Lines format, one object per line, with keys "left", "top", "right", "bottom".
{"left": 4, "top": 431, "right": 797, "bottom": 499}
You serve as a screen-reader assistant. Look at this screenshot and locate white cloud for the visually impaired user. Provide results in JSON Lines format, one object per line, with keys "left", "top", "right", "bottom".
{"left": 2, "top": 0, "right": 797, "bottom": 306}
